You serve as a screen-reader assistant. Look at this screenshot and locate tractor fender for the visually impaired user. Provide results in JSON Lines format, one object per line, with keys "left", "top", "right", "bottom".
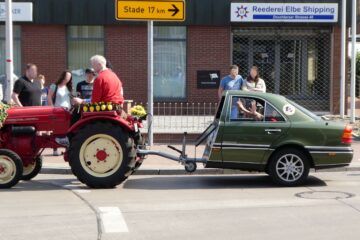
{"left": 67, "top": 115, "right": 134, "bottom": 135}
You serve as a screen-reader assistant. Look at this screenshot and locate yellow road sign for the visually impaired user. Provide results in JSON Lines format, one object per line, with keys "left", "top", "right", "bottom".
{"left": 116, "top": 0, "right": 185, "bottom": 21}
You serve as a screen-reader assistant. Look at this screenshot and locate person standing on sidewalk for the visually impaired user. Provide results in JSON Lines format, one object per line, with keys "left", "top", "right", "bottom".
{"left": 48, "top": 70, "right": 73, "bottom": 156}
{"left": 242, "top": 66, "right": 266, "bottom": 93}
{"left": 218, "top": 65, "right": 243, "bottom": 119}
{"left": 11, "top": 64, "right": 42, "bottom": 106}
{"left": 76, "top": 68, "right": 95, "bottom": 101}
{"left": 37, "top": 74, "right": 49, "bottom": 106}
{"left": 48, "top": 70, "right": 73, "bottom": 109}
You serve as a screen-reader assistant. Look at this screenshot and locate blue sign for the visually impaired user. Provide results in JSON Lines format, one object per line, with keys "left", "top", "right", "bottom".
{"left": 231, "top": 3, "right": 338, "bottom": 23}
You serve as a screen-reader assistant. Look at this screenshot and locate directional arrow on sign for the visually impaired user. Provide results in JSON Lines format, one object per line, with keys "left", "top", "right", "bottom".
{"left": 168, "top": 4, "right": 179, "bottom": 16}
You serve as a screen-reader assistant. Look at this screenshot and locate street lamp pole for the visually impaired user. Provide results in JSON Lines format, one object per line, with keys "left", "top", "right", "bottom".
{"left": 5, "top": 0, "right": 14, "bottom": 103}
{"left": 350, "top": 0, "right": 357, "bottom": 123}
{"left": 340, "top": 0, "right": 347, "bottom": 118}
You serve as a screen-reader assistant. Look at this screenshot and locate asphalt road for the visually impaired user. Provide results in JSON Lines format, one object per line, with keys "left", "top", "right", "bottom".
{"left": 1, "top": 172, "right": 360, "bottom": 240}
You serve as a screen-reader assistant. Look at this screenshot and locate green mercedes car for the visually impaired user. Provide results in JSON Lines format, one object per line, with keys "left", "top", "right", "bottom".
{"left": 201, "top": 91, "right": 353, "bottom": 186}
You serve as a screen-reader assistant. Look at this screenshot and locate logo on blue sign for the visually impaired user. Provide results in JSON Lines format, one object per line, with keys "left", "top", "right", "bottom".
{"left": 235, "top": 5, "right": 249, "bottom": 19}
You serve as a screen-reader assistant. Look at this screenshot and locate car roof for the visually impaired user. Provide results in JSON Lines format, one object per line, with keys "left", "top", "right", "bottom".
{"left": 224, "top": 90, "right": 287, "bottom": 102}
{"left": 223, "top": 90, "right": 316, "bottom": 122}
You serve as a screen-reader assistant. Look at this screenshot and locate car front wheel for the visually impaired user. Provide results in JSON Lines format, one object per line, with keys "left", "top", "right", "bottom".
{"left": 268, "top": 148, "right": 310, "bottom": 186}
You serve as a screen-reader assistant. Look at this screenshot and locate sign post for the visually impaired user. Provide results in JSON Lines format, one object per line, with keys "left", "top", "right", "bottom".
{"left": 115, "top": 0, "right": 185, "bottom": 146}
{"left": 147, "top": 20, "right": 154, "bottom": 146}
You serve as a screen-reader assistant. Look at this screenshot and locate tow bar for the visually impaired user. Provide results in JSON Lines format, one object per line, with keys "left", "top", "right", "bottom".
{"left": 136, "top": 132, "right": 207, "bottom": 173}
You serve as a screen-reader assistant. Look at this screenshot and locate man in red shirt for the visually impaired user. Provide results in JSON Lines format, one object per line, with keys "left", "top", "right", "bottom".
{"left": 73, "top": 55, "right": 124, "bottom": 105}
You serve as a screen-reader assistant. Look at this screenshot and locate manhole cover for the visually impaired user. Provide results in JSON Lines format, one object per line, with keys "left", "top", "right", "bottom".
{"left": 295, "top": 191, "right": 355, "bottom": 200}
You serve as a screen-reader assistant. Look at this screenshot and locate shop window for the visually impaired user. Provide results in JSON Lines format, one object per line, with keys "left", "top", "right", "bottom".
{"left": 154, "top": 26, "right": 186, "bottom": 100}
{"left": 67, "top": 26, "right": 104, "bottom": 91}
{"left": 0, "top": 25, "right": 21, "bottom": 77}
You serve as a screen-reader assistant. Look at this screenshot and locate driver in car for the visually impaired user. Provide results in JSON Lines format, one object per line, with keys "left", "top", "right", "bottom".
{"left": 237, "top": 99, "right": 263, "bottom": 121}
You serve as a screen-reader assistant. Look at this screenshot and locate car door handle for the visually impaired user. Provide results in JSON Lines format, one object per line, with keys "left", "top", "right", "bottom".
{"left": 265, "top": 129, "right": 282, "bottom": 134}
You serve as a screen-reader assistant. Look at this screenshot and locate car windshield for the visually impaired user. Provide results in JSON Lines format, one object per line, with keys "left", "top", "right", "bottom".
{"left": 287, "top": 99, "right": 321, "bottom": 120}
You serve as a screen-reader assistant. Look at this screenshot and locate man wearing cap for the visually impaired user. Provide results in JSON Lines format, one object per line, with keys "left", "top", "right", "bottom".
{"left": 76, "top": 68, "right": 96, "bottom": 102}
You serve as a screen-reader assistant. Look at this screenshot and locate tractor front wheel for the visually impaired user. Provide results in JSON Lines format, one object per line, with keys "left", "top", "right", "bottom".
{"left": 69, "top": 122, "right": 135, "bottom": 188}
{"left": 22, "top": 156, "right": 43, "bottom": 181}
{"left": 0, "top": 149, "right": 23, "bottom": 188}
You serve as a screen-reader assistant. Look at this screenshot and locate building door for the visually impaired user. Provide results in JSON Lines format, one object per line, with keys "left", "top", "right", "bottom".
{"left": 232, "top": 28, "right": 331, "bottom": 112}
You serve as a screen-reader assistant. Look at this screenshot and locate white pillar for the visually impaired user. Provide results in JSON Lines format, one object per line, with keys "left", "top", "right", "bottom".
{"left": 5, "top": 0, "right": 14, "bottom": 103}
{"left": 340, "top": 0, "right": 347, "bottom": 118}
{"left": 147, "top": 21, "right": 154, "bottom": 145}
{"left": 350, "top": 0, "right": 357, "bottom": 123}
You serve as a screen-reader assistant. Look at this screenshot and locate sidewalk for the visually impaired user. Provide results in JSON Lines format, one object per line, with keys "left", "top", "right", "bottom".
{"left": 41, "top": 142, "right": 360, "bottom": 176}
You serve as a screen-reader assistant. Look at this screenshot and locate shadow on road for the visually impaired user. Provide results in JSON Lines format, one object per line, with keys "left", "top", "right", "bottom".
{"left": 123, "top": 174, "right": 327, "bottom": 190}
{"left": 0, "top": 174, "right": 327, "bottom": 192}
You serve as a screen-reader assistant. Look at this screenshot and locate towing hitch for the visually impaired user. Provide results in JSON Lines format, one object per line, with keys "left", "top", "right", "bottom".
{"left": 136, "top": 132, "right": 207, "bottom": 173}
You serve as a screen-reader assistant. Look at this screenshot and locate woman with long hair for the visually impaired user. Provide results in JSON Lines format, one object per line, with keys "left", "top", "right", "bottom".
{"left": 47, "top": 70, "right": 73, "bottom": 156}
{"left": 242, "top": 66, "right": 266, "bottom": 93}
{"left": 48, "top": 70, "right": 73, "bottom": 109}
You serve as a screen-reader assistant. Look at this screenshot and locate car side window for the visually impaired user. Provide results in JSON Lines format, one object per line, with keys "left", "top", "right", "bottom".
{"left": 230, "top": 96, "right": 265, "bottom": 122}
{"left": 264, "top": 104, "right": 286, "bottom": 122}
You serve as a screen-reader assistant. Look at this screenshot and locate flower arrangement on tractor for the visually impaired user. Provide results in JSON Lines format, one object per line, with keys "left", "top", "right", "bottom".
{"left": 130, "top": 105, "right": 147, "bottom": 118}
{"left": 0, "top": 103, "right": 11, "bottom": 128}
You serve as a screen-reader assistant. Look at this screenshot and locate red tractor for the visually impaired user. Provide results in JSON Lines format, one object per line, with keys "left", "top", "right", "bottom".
{"left": 0, "top": 106, "right": 145, "bottom": 188}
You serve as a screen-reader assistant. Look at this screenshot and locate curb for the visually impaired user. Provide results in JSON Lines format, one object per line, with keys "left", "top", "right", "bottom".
{"left": 41, "top": 166, "right": 360, "bottom": 176}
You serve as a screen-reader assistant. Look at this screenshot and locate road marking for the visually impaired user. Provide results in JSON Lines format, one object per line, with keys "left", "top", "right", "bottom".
{"left": 98, "top": 207, "right": 129, "bottom": 233}
{"left": 72, "top": 189, "right": 91, "bottom": 193}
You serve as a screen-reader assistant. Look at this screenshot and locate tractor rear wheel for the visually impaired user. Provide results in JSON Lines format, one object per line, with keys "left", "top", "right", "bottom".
{"left": 69, "top": 122, "right": 136, "bottom": 188}
{"left": 22, "top": 156, "right": 42, "bottom": 181}
{"left": 0, "top": 149, "right": 23, "bottom": 188}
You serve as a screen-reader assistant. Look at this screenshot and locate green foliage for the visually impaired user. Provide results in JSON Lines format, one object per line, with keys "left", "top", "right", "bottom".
{"left": 0, "top": 103, "right": 11, "bottom": 128}
{"left": 130, "top": 105, "right": 147, "bottom": 117}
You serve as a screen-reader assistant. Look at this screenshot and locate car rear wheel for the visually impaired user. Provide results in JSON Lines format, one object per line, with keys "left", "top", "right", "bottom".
{"left": 0, "top": 149, "right": 23, "bottom": 188}
{"left": 268, "top": 148, "right": 310, "bottom": 186}
{"left": 22, "top": 156, "right": 42, "bottom": 181}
